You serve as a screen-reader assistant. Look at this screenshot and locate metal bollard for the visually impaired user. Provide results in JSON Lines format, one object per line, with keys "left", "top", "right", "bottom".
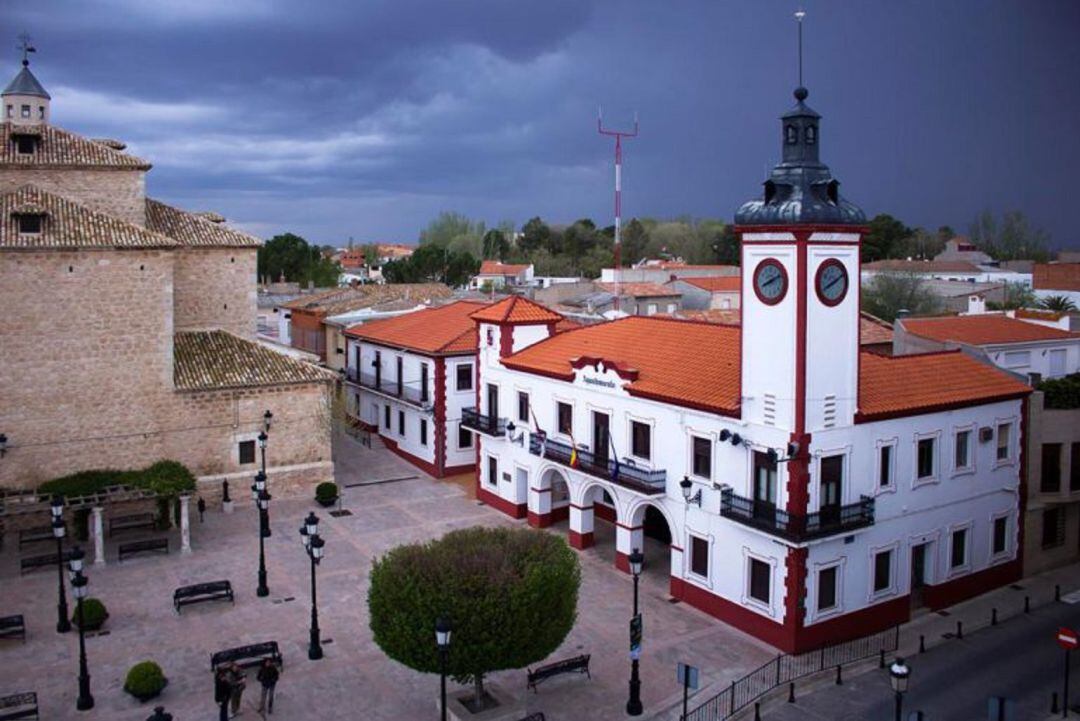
{"left": 919, "top": 634, "right": 926, "bottom": 653}
{"left": 879, "top": 649, "right": 886, "bottom": 668}
{"left": 835, "top": 665, "right": 842, "bottom": 685}
{"left": 788, "top": 682, "right": 795, "bottom": 703}
{"left": 1052, "top": 691, "right": 1060, "bottom": 714}
{"left": 957, "top": 621, "right": 963, "bottom": 640}
{"left": 1056, "top": 584, "right": 1062, "bottom": 602}
{"left": 1025, "top": 595, "right": 1031, "bottom": 613}
{"left": 992, "top": 607, "right": 998, "bottom": 626}
{"left": 754, "top": 701, "right": 762, "bottom": 721}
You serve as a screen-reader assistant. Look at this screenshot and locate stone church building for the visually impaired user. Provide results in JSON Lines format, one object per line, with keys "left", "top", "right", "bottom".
{"left": 0, "top": 56, "right": 335, "bottom": 499}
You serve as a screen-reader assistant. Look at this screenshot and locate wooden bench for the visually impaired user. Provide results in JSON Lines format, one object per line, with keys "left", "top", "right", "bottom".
{"left": 109, "top": 512, "right": 156, "bottom": 537}
{"left": 174, "top": 580, "right": 234, "bottom": 613}
{"left": 17, "top": 526, "right": 52, "bottom": 550}
{"left": 0, "top": 692, "right": 38, "bottom": 721}
{"left": 0, "top": 615, "right": 25, "bottom": 642}
{"left": 526, "top": 654, "right": 590, "bottom": 692}
{"left": 517, "top": 714, "right": 545, "bottom": 721}
{"left": 19, "top": 548, "right": 76, "bottom": 575}
{"left": 118, "top": 537, "right": 168, "bottom": 562}
{"left": 211, "top": 641, "right": 282, "bottom": 672}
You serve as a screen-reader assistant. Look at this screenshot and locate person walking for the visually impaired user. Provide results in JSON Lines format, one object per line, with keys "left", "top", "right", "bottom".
{"left": 197, "top": 496, "right": 206, "bottom": 523}
{"left": 256, "top": 658, "right": 280, "bottom": 715}
{"left": 214, "top": 667, "right": 231, "bottom": 721}
{"left": 227, "top": 662, "right": 246, "bottom": 717}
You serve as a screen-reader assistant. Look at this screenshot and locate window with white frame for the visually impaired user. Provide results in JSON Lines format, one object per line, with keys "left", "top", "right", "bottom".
{"left": 631, "top": 421, "right": 651, "bottom": 461}
{"left": 689, "top": 535, "right": 709, "bottom": 579}
{"left": 456, "top": 363, "right": 473, "bottom": 391}
{"left": 878, "top": 443, "right": 894, "bottom": 489}
{"left": 420, "top": 419, "right": 428, "bottom": 446}
{"left": 817, "top": 565, "right": 838, "bottom": 612}
{"left": 950, "top": 527, "right": 968, "bottom": 570}
{"left": 398, "top": 410, "right": 405, "bottom": 436}
{"left": 992, "top": 515, "right": 1009, "bottom": 557}
{"left": 872, "top": 548, "right": 892, "bottom": 593}
{"left": 487, "top": 456, "right": 498, "bottom": 487}
{"left": 458, "top": 424, "right": 473, "bottom": 449}
{"left": 557, "top": 402, "right": 573, "bottom": 436}
{"left": 691, "top": 436, "right": 712, "bottom": 479}
{"left": 1002, "top": 351, "right": 1030, "bottom": 369}
{"left": 748, "top": 558, "right": 770, "bottom": 605}
{"left": 996, "top": 422, "right": 1012, "bottom": 462}
{"left": 517, "top": 391, "right": 530, "bottom": 423}
{"left": 954, "top": 428, "right": 973, "bottom": 472}
{"left": 916, "top": 437, "right": 936, "bottom": 481}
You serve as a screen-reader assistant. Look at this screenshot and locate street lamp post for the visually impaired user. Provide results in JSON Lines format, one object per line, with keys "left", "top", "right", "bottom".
{"left": 890, "top": 657, "right": 910, "bottom": 721}
{"left": 254, "top": 472, "right": 271, "bottom": 597}
{"left": 257, "top": 432, "right": 271, "bottom": 538}
{"left": 70, "top": 558, "right": 94, "bottom": 711}
{"left": 626, "top": 547, "right": 644, "bottom": 717}
{"left": 51, "top": 496, "right": 71, "bottom": 633}
{"left": 436, "top": 617, "right": 452, "bottom": 721}
{"left": 299, "top": 512, "right": 324, "bottom": 660}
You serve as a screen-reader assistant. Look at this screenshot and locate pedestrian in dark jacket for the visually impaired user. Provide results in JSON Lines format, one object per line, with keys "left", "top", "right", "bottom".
{"left": 214, "top": 668, "right": 231, "bottom": 721}
{"left": 256, "top": 658, "right": 280, "bottom": 714}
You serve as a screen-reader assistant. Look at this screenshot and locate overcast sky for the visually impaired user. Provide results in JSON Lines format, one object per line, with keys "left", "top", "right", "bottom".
{"left": 6, "top": 0, "right": 1079, "bottom": 248}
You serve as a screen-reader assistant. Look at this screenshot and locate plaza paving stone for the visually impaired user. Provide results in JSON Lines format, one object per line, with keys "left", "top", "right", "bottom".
{"left": 0, "top": 434, "right": 775, "bottom": 720}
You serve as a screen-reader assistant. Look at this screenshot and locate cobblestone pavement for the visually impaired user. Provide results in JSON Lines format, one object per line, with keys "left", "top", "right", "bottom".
{"left": 0, "top": 433, "right": 775, "bottom": 720}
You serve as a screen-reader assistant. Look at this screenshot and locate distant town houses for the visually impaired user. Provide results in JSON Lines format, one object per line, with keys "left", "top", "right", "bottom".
{"left": 471, "top": 260, "right": 534, "bottom": 290}
{"left": 1033, "top": 261, "right": 1080, "bottom": 305}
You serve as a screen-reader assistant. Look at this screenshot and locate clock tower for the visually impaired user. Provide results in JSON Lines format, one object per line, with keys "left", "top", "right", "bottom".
{"left": 735, "top": 84, "right": 866, "bottom": 438}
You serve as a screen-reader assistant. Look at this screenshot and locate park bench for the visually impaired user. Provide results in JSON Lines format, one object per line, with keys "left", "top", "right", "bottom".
{"left": 517, "top": 714, "right": 545, "bottom": 721}
{"left": 118, "top": 537, "right": 168, "bottom": 562}
{"left": 211, "top": 641, "right": 283, "bottom": 672}
{"left": 0, "top": 692, "right": 38, "bottom": 721}
{"left": 19, "top": 549, "right": 76, "bottom": 575}
{"left": 174, "top": 580, "right": 234, "bottom": 613}
{"left": 17, "top": 526, "right": 52, "bottom": 550}
{"left": 0, "top": 615, "right": 25, "bottom": 642}
{"left": 109, "top": 512, "right": 156, "bottom": 537}
{"left": 526, "top": 654, "right": 591, "bottom": 692}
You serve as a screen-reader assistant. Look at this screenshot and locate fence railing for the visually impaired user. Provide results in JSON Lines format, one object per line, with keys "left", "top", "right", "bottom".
{"left": 719, "top": 488, "right": 874, "bottom": 543}
{"left": 461, "top": 408, "right": 507, "bottom": 437}
{"left": 527, "top": 434, "right": 666, "bottom": 495}
{"left": 346, "top": 369, "right": 431, "bottom": 407}
{"left": 682, "top": 626, "right": 899, "bottom": 721}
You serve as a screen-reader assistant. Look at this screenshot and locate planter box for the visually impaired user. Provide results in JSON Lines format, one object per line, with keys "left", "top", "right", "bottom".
{"left": 441, "top": 682, "right": 522, "bottom": 721}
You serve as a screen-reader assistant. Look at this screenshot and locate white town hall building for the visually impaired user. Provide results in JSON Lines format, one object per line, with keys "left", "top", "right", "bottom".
{"left": 464, "top": 86, "right": 1032, "bottom": 653}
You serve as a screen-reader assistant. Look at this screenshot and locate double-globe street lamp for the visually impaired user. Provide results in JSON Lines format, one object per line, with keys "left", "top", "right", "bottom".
{"left": 890, "top": 657, "right": 911, "bottom": 721}
{"left": 51, "top": 495, "right": 71, "bottom": 633}
{"left": 299, "top": 512, "right": 325, "bottom": 660}
{"left": 251, "top": 470, "right": 272, "bottom": 598}
{"left": 436, "top": 617, "right": 452, "bottom": 721}
{"left": 69, "top": 547, "right": 94, "bottom": 711}
{"left": 626, "top": 547, "right": 645, "bottom": 717}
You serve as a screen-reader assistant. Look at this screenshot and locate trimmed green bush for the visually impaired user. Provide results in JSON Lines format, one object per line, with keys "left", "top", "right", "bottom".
{"left": 123, "top": 660, "right": 167, "bottom": 701}
{"left": 38, "top": 460, "right": 195, "bottom": 500}
{"left": 315, "top": 482, "right": 339, "bottom": 505}
{"left": 1039, "top": 373, "right": 1080, "bottom": 410}
{"left": 72, "top": 598, "right": 108, "bottom": 630}
{"left": 368, "top": 526, "right": 580, "bottom": 705}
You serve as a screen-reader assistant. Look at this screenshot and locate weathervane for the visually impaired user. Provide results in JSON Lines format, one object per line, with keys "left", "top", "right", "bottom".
{"left": 17, "top": 32, "right": 36, "bottom": 67}
{"left": 794, "top": 9, "right": 805, "bottom": 87}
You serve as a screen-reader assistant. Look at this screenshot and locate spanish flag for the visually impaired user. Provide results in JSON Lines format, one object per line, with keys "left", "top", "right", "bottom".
{"left": 569, "top": 433, "right": 580, "bottom": 468}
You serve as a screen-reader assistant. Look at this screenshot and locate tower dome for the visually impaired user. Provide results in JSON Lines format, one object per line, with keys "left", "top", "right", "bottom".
{"left": 3, "top": 49, "right": 50, "bottom": 126}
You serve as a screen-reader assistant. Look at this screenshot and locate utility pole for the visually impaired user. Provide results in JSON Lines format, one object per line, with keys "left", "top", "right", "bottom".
{"left": 598, "top": 109, "right": 638, "bottom": 313}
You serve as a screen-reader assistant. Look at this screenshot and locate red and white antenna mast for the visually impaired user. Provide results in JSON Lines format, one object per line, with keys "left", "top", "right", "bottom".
{"left": 598, "top": 108, "right": 638, "bottom": 313}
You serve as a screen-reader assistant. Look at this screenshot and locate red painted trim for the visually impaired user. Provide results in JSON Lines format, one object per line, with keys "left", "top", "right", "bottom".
{"left": 796, "top": 596, "right": 909, "bottom": 651}
{"left": 626, "top": 388, "right": 740, "bottom": 419}
{"left": 1016, "top": 397, "right": 1029, "bottom": 576}
{"left": 347, "top": 339, "right": 473, "bottom": 359}
{"left": 615, "top": 522, "right": 643, "bottom": 531}
{"left": 743, "top": 240, "right": 861, "bottom": 247}
{"left": 782, "top": 546, "right": 808, "bottom": 646}
{"left": 923, "top": 559, "right": 1021, "bottom": 610}
{"left": 442, "top": 462, "right": 475, "bottom": 477}
{"left": 752, "top": 258, "right": 789, "bottom": 306}
{"left": 434, "top": 357, "right": 447, "bottom": 476}
{"left": 476, "top": 485, "right": 526, "bottom": 519}
{"left": 569, "top": 530, "right": 595, "bottom": 550}
{"left": 669, "top": 576, "right": 789, "bottom": 650}
{"left": 499, "top": 324, "right": 514, "bottom": 358}
{"left": 814, "top": 258, "right": 849, "bottom": 307}
{"left": 595, "top": 503, "right": 616, "bottom": 523}
{"left": 551, "top": 505, "right": 569, "bottom": 523}
{"left": 380, "top": 435, "right": 469, "bottom": 479}
{"left": 570, "top": 356, "right": 640, "bottom": 381}
{"left": 735, "top": 224, "right": 870, "bottom": 235}
{"left": 530, "top": 486, "right": 553, "bottom": 494}
{"left": 794, "top": 231, "right": 809, "bottom": 436}
{"left": 527, "top": 511, "right": 553, "bottom": 528}
{"left": 615, "top": 551, "right": 631, "bottom": 574}
{"left": 569, "top": 503, "right": 593, "bottom": 511}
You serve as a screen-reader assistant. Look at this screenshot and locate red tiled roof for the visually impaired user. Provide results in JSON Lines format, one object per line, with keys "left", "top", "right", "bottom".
{"left": 596, "top": 282, "right": 677, "bottom": 298}
{"left": 344, "top": 300, "right": 488, "bottom": 354}
{"left": 502, "top": 316, "right": 741, "bottom": 416}
{"left": 470, "top": 295, "right": 563, "bottom": 324}
{"left": 667, "top": 309, "right": 742, "bottom": 325}
{"left": 859, "top": 312, "right": 894, "bottom": 345}
{"left": 1033, "top": 263, "right": 1080, "bottom": 292}
{"left": 677, "top": 276, "right": 741, "bottom": 292}
{"left": 902, "top": 315, "right": 1078, "bottom": 345}
{"left": 478, "top": 260, "right": 530, "bottom": 276}
{"left": 863, "top": 259, "right": 982, "bottom": 274}
{"left": 858, "top": 351, "right": 1030, "bottom": 420}
{"left": 666, "top": 308, "right": 891, "bottom": 346}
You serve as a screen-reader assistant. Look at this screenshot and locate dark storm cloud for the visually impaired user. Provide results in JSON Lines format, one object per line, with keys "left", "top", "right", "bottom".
{"left": 4, "top": 0, "right": 1079, "bottom": 246}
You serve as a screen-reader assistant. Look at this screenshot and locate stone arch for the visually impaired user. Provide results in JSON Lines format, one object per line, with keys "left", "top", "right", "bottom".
{"left": 528, "top": 465, "right": 572, "bottom": 529}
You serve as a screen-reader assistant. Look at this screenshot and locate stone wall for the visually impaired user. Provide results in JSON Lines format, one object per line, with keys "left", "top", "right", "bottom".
{"left": 0, "top": 167, "right": 147, "bottom": 226}
{"left": 173, "top": 247, "right": 258, "bottom": 338}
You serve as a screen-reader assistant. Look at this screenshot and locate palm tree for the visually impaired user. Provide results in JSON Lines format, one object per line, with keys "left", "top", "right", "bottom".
{"left": 1039, "top": 295, "right": 1078, "bottom": 313}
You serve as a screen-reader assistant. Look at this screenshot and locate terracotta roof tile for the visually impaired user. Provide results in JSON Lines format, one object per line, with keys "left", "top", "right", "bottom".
{"left": 1, "top": 122, "right": 150, "bottom": 169}
{"left": 503, "top": 316, "right": 742, "bottom": 416}
{"left": 596, "top": 282, "right": 677, "bottom": 298}
{"left": 478, "top": 260, "right": 530, "bottom": 275}
{"left": 858, "top": 351, "right": 1030, "bottom": 419}
{"left": 0, "top": 184, "right": 177, "bottom": 250}
{"left": 902, "top": 315, "right": 1078, "bottom": 345}
{"left": 862, "top": 259, "right": 982, "bottom": 274}
{"left": 174, "top": 330, "right": 334, "bottom": 391}
{"left": 666, "top": 308, "right": 891, "bottom": 346}
{"left": 678, "top": 276, "right": 741, "bottom": 292}
{"left": 859, "top": 312, "right": 894, "bottom": 345}
{"left": 146, "top": 198, "right": 261, "bottom": 248}
{"left": 345, "top": 300, "right": 489, "bottom": 354}
{"left": 280, "top": 283, "right": 453, "bottom": 313}
{"left": 666, "top": 309, "right": 742, "bottom": 325}
{"left": 470, "top": 295, "right": 563, "bottom": 324}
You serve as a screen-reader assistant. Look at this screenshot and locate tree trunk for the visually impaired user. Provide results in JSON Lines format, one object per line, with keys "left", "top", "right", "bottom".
{"left": 473, "top": 673, "right": 485, "bottom": 706}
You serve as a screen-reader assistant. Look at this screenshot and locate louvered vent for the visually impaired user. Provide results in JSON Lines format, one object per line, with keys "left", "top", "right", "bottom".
{"left": 763, "top": 393, "right": 777, "bottom": 426}
{"left": 823, "top": 394, "right": 837, "bottom": 428}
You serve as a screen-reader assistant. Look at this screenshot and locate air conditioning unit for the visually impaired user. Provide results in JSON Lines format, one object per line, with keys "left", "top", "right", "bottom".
{"left": 979, "top": 427, "right": 993, "bottom": 443}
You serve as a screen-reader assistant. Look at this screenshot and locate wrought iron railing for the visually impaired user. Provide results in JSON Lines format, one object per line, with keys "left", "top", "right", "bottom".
{"left": 720, "top": 488, "right": 873, "bottom": 543}
{"left": 528, "top": 434, "right": 666, "bottom": 495}
{"left": 461, "top": 407, "right": 507, "bottom": 436}
{"left": 683, "top": 626, "right": 899, "bottom": 721}
{"left": 347, "top": 369, "right": 431, "bottom": 407}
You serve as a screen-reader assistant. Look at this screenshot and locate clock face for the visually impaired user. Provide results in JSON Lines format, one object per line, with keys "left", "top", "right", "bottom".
{"left": 753, "top": 259, "right": 788, "bottom": 305}
{"left": 815, "top": 259, "right": 849, "bottom": 307}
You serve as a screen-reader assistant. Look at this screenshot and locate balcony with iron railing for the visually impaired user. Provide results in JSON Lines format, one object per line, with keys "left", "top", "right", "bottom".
{"left": 720, "top": 487, "right": 874, "bottom": 543}
{"left": 346, "top": 368, "right": 432, "bottom": 409}
{"left": 460, "top": 407, "right": 507, "bottom": 437}
{"left": 528, "top": 434, "right": 666, "bottom": 496}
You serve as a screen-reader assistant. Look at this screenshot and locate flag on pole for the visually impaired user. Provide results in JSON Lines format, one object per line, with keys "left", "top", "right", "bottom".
{"left": 609, "top": 432, "right": 620, "bottom": 483}
{"left": 569, "top": 439, "right": 579, "bottom": 469}
{"left": 529, "top": 407, "right": 547, "bottom": 457}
